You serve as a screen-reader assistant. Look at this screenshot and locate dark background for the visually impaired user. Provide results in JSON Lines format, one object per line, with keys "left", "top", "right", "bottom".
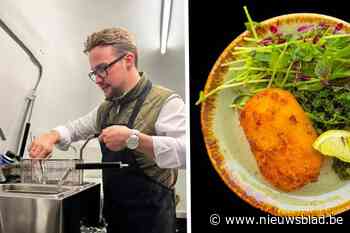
{"left": 189, "top": 0, "right": 350, "bottom": 229}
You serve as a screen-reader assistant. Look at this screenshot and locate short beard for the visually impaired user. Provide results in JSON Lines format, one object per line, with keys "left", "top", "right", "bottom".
{"left": 110, "top": 86, "right": 124, "bottom": 98}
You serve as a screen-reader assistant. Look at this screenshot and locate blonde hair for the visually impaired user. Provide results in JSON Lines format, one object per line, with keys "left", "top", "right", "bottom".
{"left": 84, "top": 27, "right": 138, "bottom": 67}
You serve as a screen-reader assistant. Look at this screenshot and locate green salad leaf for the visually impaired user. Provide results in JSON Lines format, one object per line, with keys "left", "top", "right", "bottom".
{"left": 196, "top": 7, "right": 350, "bottom": 107}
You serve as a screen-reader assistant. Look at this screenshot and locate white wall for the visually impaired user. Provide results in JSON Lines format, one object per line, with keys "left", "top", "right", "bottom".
{"left": 0, "top": 0, "right": 186, "bottom": 216}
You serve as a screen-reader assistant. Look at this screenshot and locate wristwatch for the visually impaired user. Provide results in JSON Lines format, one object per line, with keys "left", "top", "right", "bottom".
{"left": 126, "top": 129, "right": 140, "bottom": 150}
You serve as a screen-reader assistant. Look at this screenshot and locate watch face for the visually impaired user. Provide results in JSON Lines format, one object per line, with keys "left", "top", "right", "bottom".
{"left": 127, "top": 135, "right": 139, "bottom": 150}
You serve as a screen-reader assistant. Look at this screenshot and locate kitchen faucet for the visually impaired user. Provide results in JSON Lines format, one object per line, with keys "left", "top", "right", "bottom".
{"left": 0, "top": 128, "right": 6, "bottom": 183}
{"left": 79, "top": 134, "right": 98, "bottom": 161}
{"left": 0, "top": 128, "right": 5, "bottom": 141}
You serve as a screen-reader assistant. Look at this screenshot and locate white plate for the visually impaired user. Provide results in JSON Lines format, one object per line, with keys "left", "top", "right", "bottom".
{"left": 201, "top": 13, "right": 350, "bottom": 216}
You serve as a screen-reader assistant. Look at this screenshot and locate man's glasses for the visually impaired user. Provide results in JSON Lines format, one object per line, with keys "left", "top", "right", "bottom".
{"left": 88, "top": 53, "right": 127, "bottom": 82}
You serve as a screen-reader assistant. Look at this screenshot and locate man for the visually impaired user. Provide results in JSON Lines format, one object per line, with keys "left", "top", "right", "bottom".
{"left": 29, "top": 27, "right": 186, "bottom": 233}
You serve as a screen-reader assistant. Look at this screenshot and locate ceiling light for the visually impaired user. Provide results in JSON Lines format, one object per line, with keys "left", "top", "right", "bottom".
{"left": 160, "top": 0, "right": 172, "bottom": 54}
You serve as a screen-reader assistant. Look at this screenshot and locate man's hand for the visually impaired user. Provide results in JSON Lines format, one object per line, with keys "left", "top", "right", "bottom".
{"left": 28, "top": 131, "right": 60, "bottom": 158}
{"left": 99, "top": 125, "right": 131, "bottom": 151}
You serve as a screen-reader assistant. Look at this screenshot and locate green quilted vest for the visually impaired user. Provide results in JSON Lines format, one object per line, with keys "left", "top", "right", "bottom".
{"left": 96, "top": 73, "right": 178, "bottom": 188}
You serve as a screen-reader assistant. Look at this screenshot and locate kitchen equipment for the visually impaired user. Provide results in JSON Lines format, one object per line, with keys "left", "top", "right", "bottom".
{"left": 21, "top": 133, "right": 128, "bottom": 185}
{"left": 0, "top": 182, "right": 101, "bottom": 233}
{"left": 1, "top": 183, "right": 73, "bottom": 196}
{"left": 0, "top": 128, "right": 5, "bottom": 141}
{"left": 20, "top": 159, "right": 129, "bottom": 185}
{"left": 21, "top": 159, "right": 83, "bottom": 185}
{"left": 0, "top": 128, "right": 7, "bottom": 183}
{"left": 0, "top": 134, "right": 128, "bottom": 233}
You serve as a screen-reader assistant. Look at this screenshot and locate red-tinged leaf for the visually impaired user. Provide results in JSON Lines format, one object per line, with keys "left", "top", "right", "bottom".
{"left": 296, "top": 73, "right": 311, "bottom": 81}
{"left": 318, "top": 22, "right": 329, "bottom": 30}
{"left": 313, "top": 35, "right": 321, "bottom": 44}
{"left": 270, "top": 25, "right": 278, "bottom": 34}
{"left": 259, "top": 37, "right": 273, "bottom": 46}
{"left": 297, "top": 24, "right": 314, "bottom": 32}
{"left": 335, "top": 23, "right": 344, "bottom": 31}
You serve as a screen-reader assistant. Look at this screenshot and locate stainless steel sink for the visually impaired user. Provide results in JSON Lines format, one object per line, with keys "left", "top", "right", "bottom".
{"left": 0, "top": 182, "right": 101, "bottom": 233}
{"left": 0, "top": 183, "right": 72, "bottom": 195}
{"left": 0, "top": 183, "right": 86, "bottom": 200}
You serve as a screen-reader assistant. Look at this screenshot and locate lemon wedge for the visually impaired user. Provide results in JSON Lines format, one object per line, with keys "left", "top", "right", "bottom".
{"left": 313, "top": 130, "right": 350, "bottom": 163}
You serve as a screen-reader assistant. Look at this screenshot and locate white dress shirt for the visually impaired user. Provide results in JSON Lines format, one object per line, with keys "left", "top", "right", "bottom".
{"left": 54, "top": 94, "right": 186, "bottom": 169}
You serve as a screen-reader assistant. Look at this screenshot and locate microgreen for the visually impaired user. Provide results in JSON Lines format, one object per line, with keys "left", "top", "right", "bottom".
{"left": 196, "top": 6, "right": 350, "bottom": 108}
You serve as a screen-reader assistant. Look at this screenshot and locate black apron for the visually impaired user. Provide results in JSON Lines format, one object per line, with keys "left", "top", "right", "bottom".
{"left": 100, "top": 80, "right": 176, "bottom": 233}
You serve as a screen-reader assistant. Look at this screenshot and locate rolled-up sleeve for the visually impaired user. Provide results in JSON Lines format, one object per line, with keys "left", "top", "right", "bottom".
{"left": 53, "top": 107, "right": 99, "bottom": 150}
{"left": 152, "top": 95, "right": 186, "bottom": 169}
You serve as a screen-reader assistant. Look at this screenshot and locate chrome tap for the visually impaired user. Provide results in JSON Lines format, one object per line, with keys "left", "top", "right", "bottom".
{"left": 79, "top": 134, "right": 99, "bottom": 161}
{"left": 0, "top": 128, "right": 6, "bottom": 183}
{"left": 0, "top": 128, "right": 6, "bottom": 141}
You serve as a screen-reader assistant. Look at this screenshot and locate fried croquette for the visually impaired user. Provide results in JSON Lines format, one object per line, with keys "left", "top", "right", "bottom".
{"left": 240, "top": 88, "right": 323, "bottom": 192}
